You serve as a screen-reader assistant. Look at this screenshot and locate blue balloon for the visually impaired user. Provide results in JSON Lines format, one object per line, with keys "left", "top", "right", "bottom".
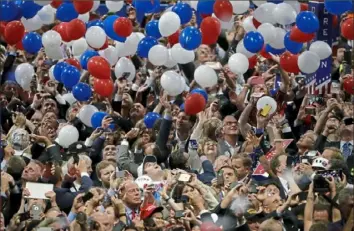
{"left": 243, "top": 31, "right": 264, "bottom": 53}
{"left": 56, "top": 3, "right": 78, "bottom": 22}
{"left": 137, "top": 36, "right": 158, "bottom": 58}
{"left": 96, "top": 3, "right": 109, "bottom": 16}
{"left": 179, "top": 26, "right": 202, "bottom": 50}
{"left": 265, "top": 44, "right": 286, "bottom": 55}
{"left": 172, "top": 2, "right": 193, "bottom": 25}
{"left": 191, "top": 88, "right": 208, "bottom": 102}
{"left": 87, "top": 19, "right": 104, "bottom": 29}
{"left": 197, "top": 0, "right": 215, "bottom": 15}
{"left": 0, "top": 1, "right": 19, "bottom": 22}
{"left": 145, "top": 20, "right": 161, "bottom": 39}
{"left": 91, "top": 111, "right": 108, "bottom": 128}
{"left": 53, "top": 62, "right": 70, "bottom": 82}
{"left": 80, "top": 50, "right": 99, "bottom": 70}
{"left": 22, "top": 32, "right": 42, "bottom": 54}
{"left": 21, "top": 0, "right": 41, "bottom": 19}
{"left": 134, "top": 0, "right": 160, "bottom": 14}
{"left": 324, "top": 0, "right": 352, "bottom": 15}
{"left": 296, "top": 11, "right": 319, "bottom": 33}
{"left": 284, "top": 32, "right": 303, "bottom": 54}
{"left": 268, "top": 0, "right": 283, "bottom": 3}
{"left": 72, "top": 83, "right": 92, "bottom": 102}
{"left": 61, "top": 65, "right": 80, "bottom": 89}
{"left": 103, "top": 16, "right": 126, "bottom": 42}
{"left": 144, "top": 112, "right": 161, "bottom": 129}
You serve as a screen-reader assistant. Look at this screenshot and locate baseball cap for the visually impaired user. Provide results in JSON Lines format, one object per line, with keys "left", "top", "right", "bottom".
{"left": 140, "top": 204, "right": 163, "bottom": 220}
{"left": 312, "top": 157, "right": 329, "bottom": 169}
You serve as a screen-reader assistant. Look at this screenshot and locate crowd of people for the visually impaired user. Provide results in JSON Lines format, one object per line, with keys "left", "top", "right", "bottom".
{"left": 0, "top": 0, "right": 354, "bottom": 231}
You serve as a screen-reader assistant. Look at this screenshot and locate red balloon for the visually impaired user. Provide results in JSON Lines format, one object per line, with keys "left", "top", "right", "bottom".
{"left": 16, "top": 39, "right": 24, "bottom": 50}
{"left": 4, "top": 21, "right": 25, "bottom": 45}
{"left": 248, "top": 55, "right": 257, "bottom": 69}
{"left": 65, "top": 58, "right": 82, "bottom": 70}
{"left": 341, "top": 18, "right": 354, "bottom": 40}
{"left": 73, "top": 0, "right": 93, "bottom": 14}
{"left": 51, "top": 0, "right": 62, "bottom": 8}
{"left": 290, "top": 26, "right": 315, "bottom": 43}
{"left": 87, "top": 56, "right": 111, "bottom": 79}
{"left": 184, "top": 93, "right": 206, "bottom": 115}
{"left": 213, "top": 0, "right": 233, "bottom": 22}
{"left": 67, "top": 19, "right": 86, "bottom": 41}
{"left": 280, "top": 52, "right": 300, "bottom": 73}
{"left": 252, "top": 17, "right": 261, "bottom": 29}
{"left": 168, "top": 30, "right": 180, "bottom": 46}
{"left": 93, "top": 78, "right": 114, "bottom": 97}
{"left": 202, "top": 32, "right": 218, "bottom": 45}
{"left": 54, "top": 22, "right": 71, "bottom": 42}
{"left": 113, "top": 17, "right": 133, "bottom": 38}
{"left": 300, "top": 3, "right": 308, "bottom": 11}
{"left": 99, "top": 38, "right": 109, "bottom": 50}
{"left": 200, "top": 17, "right": 220, "bottom": 45}
{"left": 0, "top": 22, "right": 7, "bottom": 36}
{"left": 343, "top": 76, "right": 354, "bottom": 95}
{"left": 260, "top": 45, "right": 272, "bottom": 59}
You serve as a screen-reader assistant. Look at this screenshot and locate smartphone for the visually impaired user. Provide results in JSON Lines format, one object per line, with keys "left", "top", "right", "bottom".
{"left": 216, "top": 170, "right": 224, "bottom": 186}
{"left": 189, "top": 139, "right": 198, "bottom": 150}
{"left": 175, "top": 210, "right": 184, "bottom": 218}
{"left": 305, "top": 106, "right": 316, "bottom": 115}
{"left": 82, "top": 192, "right": 94, "bottom": 203}
{"left": 258, "top": 63, "right": 269, "bottom": 73}
{"left": 295, "top": 75, "right": 305, "bottom": 83}
{"left": 178, "top": 173, "right": 191, "bottom": 182}
{"left": 116, "top": 171, "right": 125, "bottom": 178}
{"left": 260, "top": 104, "right": 272, "bottom": 117}
{"left": 31, "top": 204, "right": 42, "bottom": 220}
{"left": 300, "top": 156, "right": 311, "bottom": 165}
{"left": 331, "top": 81, "right": 340, "bottom": 94}
{"left": 344, "top": 117, "right": 354, "bottom": 126}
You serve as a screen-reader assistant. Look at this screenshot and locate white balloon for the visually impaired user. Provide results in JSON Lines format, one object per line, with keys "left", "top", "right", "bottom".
{"left": 72, "top": 38, "right": 88, "bottom": 56}
{"left": 242, "top": 16, "right": 256, "bottom": 32}
{"left": 125, "top": 33, "right": 143, "bottom": 56}
{"left": 236, "top": 39, "right": 255, "bottom": 58}
{"left": 269, "top": 27, "right": 286, "bottom": 49}
{"left": 15, "top": 63, "right": 35, "bottom": 91}
{"left": 298, "top": 51, "right": 320, "bottom": 74}
{"left": 78, "top": 105, "right": 98, "bottom": 127}
{"left": 34, "top": 0, "right": 51, "bottom": 6}
{"left": 99, "top": 45, "right": 119, "bottom": 66}
{"left": 114, "top": 57, "right": 136, "bottom": 82}
{"left": 160, "top": 71, "right": 185, "bottom": 96}
{"left": 49, "top": 65, "right": 55, "bottom": 80}
{"left": 253, "top": 3, "right": 276, "bottom": 24}
{"left": 42, "top": 30, "right": 62, "bottom": 48}
{"left": 106, "top": 1, "right": 124, "bottom": 12}
{"left": 78, "top": 13, "right": 90, "bottom": 23}
{"left": 309, "top": 41, "right": 332, "bottom": 60}
{"left": 148, "top": 45, "right": 168, "bottom": 66}
{"left": 159, "top": 12, "right": 181, "bottom": 37}
{"left": 171, "top": 43, "right": 195, "bottom": 64}
{"left": 37, "top": 5, "right": 55, "bottom": 25}
{"left": 213, "top": 14, "right": 235, "bottom": 31}
{"left": 21, "top": 16, "right": 43, "bottom": 32}
{"left": 135, "top": 32, "right": 145, "bottom": 41}
{"left": 228, "top": 53, "right": 249, "bottom": 74}
{"left": 45, "top": 46, "right": 63, "bottom": 60}
{"left": 257, "top": 23, "right": 276, "bottom": 44}
{"left": 115, "top": 41, "right": 128, "bottom": 57}
{"left": 164, "top": 49, "right": 178, "bottom": 68}
{"left": 85, "top": 26, "right": 106, "bottom": 49}
{"left": 231, "top": 1, "right": 250, "bottom": 14}
{"left": 287, "top": 1, "right": 301, "bottom": 14}
{"left": 58, "top": 125, "right": 79, "bottom": 148}
{"left": 194, "top": 65, "right": 218, "bottom": 88}
{"left": 273, "top": 3, "right": 297, "bottom": 26}
{"left": 62, "top": 93, "right": 77, "bottom": 105}
{"left": 91, "top": 1, "right": 100, "bottom": 12}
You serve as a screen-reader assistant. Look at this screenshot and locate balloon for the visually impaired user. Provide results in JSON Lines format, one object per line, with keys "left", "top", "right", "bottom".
{"left": 248, "top": 55, "right": 257, "bottom": 69}
{"left": 78, "top": 13, "right": 90, "bottom": 23}
{"left": 172, "top": 2, "right": 193, "bottom": 24}
{"left": 90, "top": 1, "right": 100, "bottom": 12}
{"left": 341, "top": 18, "right": 354, "bottom": 40}
{"left": 243, "top": 31, "right": 264, "bottom": 53}
{"left": 54, "top": 22, "right": 71, "bottom": 42}
{"left": 51, "top": 0, "right": 62, "bottom": 9}
{"left": 86, "top": 26, "right": 106, "bottom": 49}
{"left": 290, "top": 26, "right": 315, "bottom": 43}
{"left": 73, "top": 82, "right": 92, "bottom": 102}
{"left": 80, "top": 50, "right": 99, "bottom": 70}
{"left": 260, "top": 45, "right": 272, "bottom": 59}
{"left": 34, "top": 1, "right": 51, "bottom": 6}
{"left": 273, "top": 3, "right": 297, "bottom": 26}
{"left": 145, "top": 20, "right": 161, "bottom": 39}
{"left": 91, "top": 111, "right": 108, "bottom": 128}
{"left": 200, "top": 17, "right": 221, "bottom": 45}
{"left": 144, "top": 112, "right": 161, "bottom": 129}
{"left": 21, "top": 15, "right": 43, "bottom": 32}
{"left": 194, "top": 65, "right": 218, "bottom": 88}
{"left": 87, "top": 19, "right": 104, "bottom": 29}
{"left": 213, "top": 0, "right": 232, "bottom": 21}
{"left": 160, "top": 71, "right": 185, "bottom": 96}
{"left": 134, "top": 0, "right": 160, "bottom": 14}
{"left": 231, "top": 1, "right": 250, "bottom": 15}
{"left": 242, "top": 16, "right": 256, "bottom": 32}
{"left": 179, "top": 26, "right": 202, "bottom": 50}
{"left": 106, "top": 1, "right": 123, "bottom": 12}
{"left": 159, "top": 12, "right": 181, "bottom": 37}
{"left": 114, "top": 57, "right": 136, "bottom": 82}
{"left": 253, "top": 2, "right": 276, "bottom": 24}
{"left": 148, "top": 45, "right": 168, "bottom": 66}
{"left": 197, "top": 0, "right": 215, "bottom": 15}
{"left": 4, "top": 21, "right": 25, "bottom": 45}
{"left": 265, "top": 44, "right": 286, "bottom": 55}
{"left": 37, "top": 5, "right": 56, "bottom": 25}
{"left": 77, "top": 104, "right": 98, "bottom": 127}
{"left": 15, "top": 63, "right": 35, "bottom": 91}
{"left": 171, "top": 43, "right": 195, "bottom": 64}
{"left": 287, "top": 1, "right": 301, "bottom": 14}
{"left": 164, "top": 49, "right": 178, "bottom": 68}
{"left": 0, "top": 1, "right": 18, "bottom": 22}
{"left": 343, "top": 77, "right": 354, "bottom": 95}
{"left": 191, "top": 88, "right": 208, "bottom": 102}
{"left": 137, "top": 36, "right": 158, "bottom": 58}
{"left": 99, "top": 45, "right": 119, "bottom": 66}
{"left": 116, "top": 32, "right": 143, "bottom": 57}
{"left": 113, "top": 17, "right": 133, "bottom": 38}
{"left": 284, "top": 31, "right": 303, "bottom": 54}
{"left": 49, "top": 65, "right": 55, "bottom": 80}
{"left": 324, "top": 0, "right": 352, "bottom": 15}
{"left": 58, "top": 125, "right": 79, "bottom": 148}
{"left": 168, "top": 30, "right": 180, "bottom": 46}
{"left": 236, "top": 39, "right": 255, "bottom": 58}
{"left": 269, "top": 27, "right": 286, "bottom": 49}
{"left": 65, "top": 58, "right": 82, "bottom": 70}
{"left": 87, "top": 56, "right": 111, "bottom": 79}
{"left": 73, "top": 0, "right": 93, "bottom": 14}
{"left": 61, "top": 65, "right": 80, "bottom": 88}
{"left": 67, "top": 19, "right": 86, "bottom": 40}
{"left": 21, "top": 0, "right": 42, "bottom": 19}
{"left": 309, "top": 41, "right": 332, "bottom": 60}
{"left": 296, "top": 11, "right": 319, "bottom": 33}
{"left": 257, "top": 23, "right": 276, "bottom": 44}
{"left": 297, "top": 51, "right": 320, "bottom": 74}
{"left": 45, "top": 46, "right": 63, "bottom": 60}
{"left": 279, "top": 52, "right": 300, "bottom": 73}
{"left": 72, "top": 38, "right": 88, "bottom": 56}
{"left": 22, "top": 32, "right": 42, "bottom": 54}
{"left": 228, "top": 53, "right": 249, "bottom": 74}
{"left": 103, "top": 15, "right": 126, "bottom": 42}
{"left": 184, "top": 93, "right": 206, "bottom": 115}
{"left": 56, "top": 3, "right": 78, "bottom": 22}
{"left": 93, "top": 78, "right": 114, "bottom": 97}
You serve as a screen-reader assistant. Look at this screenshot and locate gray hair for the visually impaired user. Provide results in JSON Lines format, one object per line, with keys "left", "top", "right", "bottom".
{"left": 338, "top": 188, "right": 354, "bottom": 205}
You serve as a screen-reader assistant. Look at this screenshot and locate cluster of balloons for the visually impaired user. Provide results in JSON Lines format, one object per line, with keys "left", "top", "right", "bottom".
{"left": 184, "top": 88, "right": 208, "bottom": 115}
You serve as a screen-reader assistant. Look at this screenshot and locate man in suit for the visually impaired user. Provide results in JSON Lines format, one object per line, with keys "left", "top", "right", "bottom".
{"left": 218, "top": 115, "right": 242, "bottom": 157}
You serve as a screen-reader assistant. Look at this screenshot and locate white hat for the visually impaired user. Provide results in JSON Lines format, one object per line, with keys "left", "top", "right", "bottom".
{"left": 312, "top": 157, "right": 329, "bottom": 169}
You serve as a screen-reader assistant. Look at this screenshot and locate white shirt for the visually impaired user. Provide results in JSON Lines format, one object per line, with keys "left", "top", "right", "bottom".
{"left": 278, "top": 176, "right": 290, "bottom": 196}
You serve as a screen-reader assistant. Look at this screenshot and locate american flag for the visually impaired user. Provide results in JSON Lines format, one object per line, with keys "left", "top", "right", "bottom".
{"left": 305, "top": 74, "right": 316, "bottom": 95}
{"left": 315, "top": 65, "right": 332, "bottom": 95}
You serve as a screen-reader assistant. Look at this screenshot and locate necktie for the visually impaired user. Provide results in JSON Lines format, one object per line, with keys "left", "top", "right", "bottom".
{"left": 343, "top": 142, "right": 352, "bottom": 160}
{"left": 131, "top": 210, "right": 136, "bottom": 220}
